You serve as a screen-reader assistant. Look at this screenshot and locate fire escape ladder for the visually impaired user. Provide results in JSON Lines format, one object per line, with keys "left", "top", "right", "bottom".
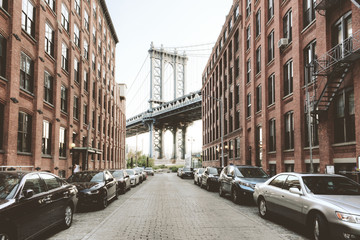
{"left": 314, "top": 0, "right": 340, "bottom": 11}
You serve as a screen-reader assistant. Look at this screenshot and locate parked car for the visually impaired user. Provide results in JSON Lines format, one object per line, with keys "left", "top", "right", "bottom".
{"left": 110, "top": 169, "right": 131, "bottom": 194}
{"left": 181, "top": 167, "right": 193, "bottom": 179}
{"left": 177, "top": 168, "right": 183, "bottom": 177}
{"left": 201, "top": 167, "right": 220, "bottom": 191}
{"left": 0, "top": 171, "right": 78, "bottom": 240}
{"left": 126, "top": 169, "right": 139, "bottom": 186}
{"left": 253, "top": 173, "right": 360, "bottom": 240}
{"left": 67, "top": 170, "right": 117, "bottom": 209}
{"left": 194, "top": 168, "right": 205, "bottom": 185}
{"left": 135, "top": 168, "right": 147, "bottom": 181}
{"left": 144, "top": 167, "right": 154, "bottom": 176}
{"left": 219, "top": 165, "right": 269, "bottom": 204}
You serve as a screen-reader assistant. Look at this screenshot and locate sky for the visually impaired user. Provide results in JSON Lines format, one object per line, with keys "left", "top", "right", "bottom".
{"left": 106, "top": 0, "right": 233, "bottom": 157}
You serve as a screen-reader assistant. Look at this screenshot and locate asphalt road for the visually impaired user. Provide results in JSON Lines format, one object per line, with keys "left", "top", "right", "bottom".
{"left": 44, "top": 173, "right": 310, "bottom": 240}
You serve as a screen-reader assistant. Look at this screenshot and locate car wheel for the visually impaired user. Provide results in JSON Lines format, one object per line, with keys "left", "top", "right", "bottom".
{"left": 0, "top": 228, "right": 13, "bottom": 240}
{"left": 60, "top": 205, "right": 73, "bottom": 229}
{"left": 194, "top": 179, "right": 197, "bottom": 185}
{"left": 100, "top": 194, "right": 108, "bottom": 209}
{"left": 200, "top": 180, "right": 203, "bottom": 189}
{"left": 219, "top": 185, "right": 225, "bottom": 197}
{"left": 312, "top": 213, "right": 328, "bottom": 240}
{"left": 258, "top": 198, "right": 269, "bottom": 218}
{"left": 115, "top": 189, "right": 119, "bottom": 200}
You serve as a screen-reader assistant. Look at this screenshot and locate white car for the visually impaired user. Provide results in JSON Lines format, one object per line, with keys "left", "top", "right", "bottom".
{"left": 126, "top": 169, "right": 139, "bottom": 186}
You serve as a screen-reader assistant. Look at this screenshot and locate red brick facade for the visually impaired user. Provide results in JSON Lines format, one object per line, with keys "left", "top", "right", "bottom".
{"left": 202, "top": 0, "right": 360, "bottom": 180}
{"left": 0, "top": 0, "right": 126, "bottom": 178}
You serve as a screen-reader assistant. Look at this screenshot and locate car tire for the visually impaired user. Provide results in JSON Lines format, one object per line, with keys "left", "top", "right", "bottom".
{"left": 312, "top": 213, "right": 329, "bottom": 240}
{"left": 100, "top": 194, "right": 108, "bottom": 209}
{"left": 258, "top": 198, "right": 269, "bottom": 218}
{"left": 200, "top": 180, "right": 203, "bottom": 189}
{"left": 219, "top": 185, "right": 225, "bottom": 197}
{"left": 0, "top": 227, "right": 14, "bottom": 240}
{"left": 115, "top": 189, "right": 119, "bottom": 200}
{"left": 61, "top": 205, "right": 73, "bottom": 229}
{"left": 194, "top": 179, "right": 197, "bottom": 185}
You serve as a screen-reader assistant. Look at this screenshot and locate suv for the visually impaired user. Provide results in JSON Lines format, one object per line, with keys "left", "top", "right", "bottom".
{"left": 201, "top": 167, "right": 220, "bottom": 191}
{"left": 219, "top": 165, "right": 269, "bottom": 204}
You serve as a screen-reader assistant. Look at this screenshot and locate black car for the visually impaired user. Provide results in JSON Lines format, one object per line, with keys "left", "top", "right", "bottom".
{"left": 219, "top": 165, "right": 269, "bottom": 204}
{"left": 180, "top": 167, "right": 193, "bottom": 179}
{"left": 67, "top": 170, "right": 117, "bottom": 209}
{"left": 110, "top": 170, "right": 131, "bottom": 194}
{"left": 201, "top": 167, "right": 220, "bottom": 191}
{"left": 0, "top": 171, "right": 78, "bottom": 240}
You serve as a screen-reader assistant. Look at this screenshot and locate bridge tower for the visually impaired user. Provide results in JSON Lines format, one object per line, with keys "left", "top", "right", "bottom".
{"left": 147, "top": 43, "right": 188, "bottom": 160}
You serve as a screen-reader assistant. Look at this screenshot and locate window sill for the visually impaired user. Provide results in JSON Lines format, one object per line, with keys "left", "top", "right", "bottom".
{"left": 0, "top": 150, "right": 4, "bottom": 154}
{"left": 44, "top": 100, "right": 54, "bottom": 108}
{"left": 59, "top": 157, "right": 67, "bottom": 160}
{"left": 267, "top": 103, "right": 275, "bottom": 109}
{"left": 283, "top": 93, "right": 293, "bottom": 101}
{"left": 268, "top": 151, "right": 276, "bottom": 154}
{"left": 45, "top": 52, "right": 56, "bottom": 63}
{"left": 304, "top": 146, "right": 319, "bottom": 150}
{"left": 267, "top": 58, "right": 275, "bottom": 67}
{"left": 266, "top": 16, "right": 274, "bottom": 26}
{"left": 60, "top": 110, "right": 68, "bottom": 116}
{"left": 21, "top": 30, "right": 37, "bottom": 45}
{"left": 283, "top": 149, "right": 294, "bottom": 153}
{"left": 42, "top": 155, "right": 53, "bottom": 159}
{"left": 301, "top": 19, "right": 316, "bottom": 34}
{"left": 17, "top": 152, "right": 32, "bottom": 156}
{"left": 0, "top": 76, "right": 8, "bottom": 82}
{"left": 0, "top": 6, "right": 10, "bottom": 18}
{"left": 332, "top": 141, "right": 356, "bottom": 147}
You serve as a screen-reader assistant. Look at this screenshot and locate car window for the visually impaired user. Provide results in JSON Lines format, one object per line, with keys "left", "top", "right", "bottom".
{"left": 105, "top": 171, "right": 112, "bottom": 180}
{"left": 208, "top": 168, "right": 218, "bottom": 174}
{"left": 23, "top": 174, "right": 46, "bottom": 195}
{"left": 112, "top": 171, "right": 124, "bottom": 178}
{"left": 269, "top": 175, "right": 288, "bottom": 188}
{"left": 237, "top": 167, "right": 268, "bottom": 178}
{"left": 222, "top": 167, "right": 228, "bottom": 175}
{"left": 283, "top": 175, "right": 301, "bottom": 190}
{"left": 0, "top": 173, "right": 21, "bottom": 200}
{"left": 199, "top": 168, "right": 204, "bottom": 174}
{"left": 40, "top": 173, "right": 61, "bottom": 191}
{"left": 229, "top": 167, "right": 235, "bottom": 176}
{"left": 303, "top": 176, "right": 360, "bottom": 195}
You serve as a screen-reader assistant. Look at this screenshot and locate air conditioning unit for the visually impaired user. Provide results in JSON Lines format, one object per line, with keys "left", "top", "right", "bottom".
{"left": 278, "top": 38, "right": 289, "bottom": 48}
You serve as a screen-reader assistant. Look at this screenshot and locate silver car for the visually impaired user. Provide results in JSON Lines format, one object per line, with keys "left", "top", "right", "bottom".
{"left": 194, "top": 168, "right": 205, "bottom": 185}
{"left": 253, "top": 173, "right": 360, "bottom": 240}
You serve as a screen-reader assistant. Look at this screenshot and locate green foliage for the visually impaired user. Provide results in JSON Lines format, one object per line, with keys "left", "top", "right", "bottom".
{"left": 126, "top": 150, "right": 154, "bottom": 168}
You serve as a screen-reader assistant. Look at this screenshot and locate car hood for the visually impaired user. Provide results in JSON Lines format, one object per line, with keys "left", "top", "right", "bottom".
{"left": 314, "top": 195, "right": 360, "bottom": 214}
{"left": 71, "top": 182, "right": 103, "bottom": 191}
{"left": 241, "top": 177, "right": 269, "bottom": 184}
{"left": 0, "top": 199, "right": 16, "bottom": 211}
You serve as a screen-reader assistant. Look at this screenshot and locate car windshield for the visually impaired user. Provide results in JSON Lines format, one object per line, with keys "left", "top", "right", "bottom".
{"left": 0, "top": 173, "right": 21, "bottom": 200}
{"left": 68, "top": 172, "right": 104, "bottom": 183}
{"left": 183, "top": 168, "right": 191, "bottom": 171}
{"left": 111, "top": 171, "right": 124, "bottom": 178}
{"left": 236, "top": 167, "right": 268, "bottom": 178}
{"left": 198, "top": 168, "right": 205, "bottom": 174}
{"left": 145, "top": 168, "right": 153, "bottom": 170}
{"left": 126, "top": 170, "right": 134, "bottom": 175}
{"left": 208, "top": 168, "right": 218, "bottom": 175}
{"left": 303, "top": 176, "right": 360, "bottom": 195}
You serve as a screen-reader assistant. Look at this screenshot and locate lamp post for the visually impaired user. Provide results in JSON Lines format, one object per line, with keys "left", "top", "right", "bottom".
{"left": 188, "top": 137, "right": 195, "bottom": 168}
{"left": 201, "top": 92, "right": 224, "bottom": 168}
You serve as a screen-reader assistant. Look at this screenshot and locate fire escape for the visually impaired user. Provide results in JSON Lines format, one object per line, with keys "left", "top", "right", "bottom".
{"left": 312, "top": 29, "right": 360, "bottom": 113}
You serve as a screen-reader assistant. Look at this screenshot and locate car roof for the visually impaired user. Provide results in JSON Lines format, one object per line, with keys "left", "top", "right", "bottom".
{"left": 233, "top": 165, "right": 261, "bottom": 168}
{"left": 275, "top": 172, "right": 347, "bottom": 178}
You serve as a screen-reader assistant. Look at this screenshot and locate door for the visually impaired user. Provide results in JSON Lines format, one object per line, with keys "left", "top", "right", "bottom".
{"left": 104, "top": 171, "right": 116, "bottom": 199}
{"left": 280, "top": 175, "right": 304, "bottom": 223}
{"left": 225, "top": 166, "right": 234, "bottom": 193}
{"left": 265, "top": 174, "right": 288, "bottom": 213}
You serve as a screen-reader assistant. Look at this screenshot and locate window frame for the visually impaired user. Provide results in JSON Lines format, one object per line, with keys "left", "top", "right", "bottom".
{"left": 61, "top": 3, "right": 69, "bottom": 32}
{"left": 42, "top": 120, "right": 51, "bottom": 155}
{"left": 44, "top": 71, "right": 53, "bottom": 104}
{"left": 17, "top": 111, "right": 32, "bottom": 153}
{"left": 20, "top": 52, "right": 34, "bottom": 93}
{"left": 45, "top": 22, "right": 54, "bottom": 56}
{"left": 22, "top": 0, "right": 35, "bottom": 37}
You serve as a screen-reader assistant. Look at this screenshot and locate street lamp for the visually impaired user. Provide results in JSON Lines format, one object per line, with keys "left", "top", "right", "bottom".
{"left": 200, "top": 92, "right": 224, "bottom": 168}
{"left": 188, "top": 137, "right": 195, "bottom": 168}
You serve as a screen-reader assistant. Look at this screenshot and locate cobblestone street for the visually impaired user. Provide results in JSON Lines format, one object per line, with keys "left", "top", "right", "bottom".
{"left": 46, "top": 173, "right": 310, "bottom": 240}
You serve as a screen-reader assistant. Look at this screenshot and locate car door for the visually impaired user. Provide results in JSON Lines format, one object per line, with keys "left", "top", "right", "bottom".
{"left": 264, "top": 174, "right": 288, "bottom": 214}
{"left": 280, "top": 175, "right": 304, "bottom": 223}
{"left": 202, "top": 168, "right": 209, "bottom": 186}
{"left": 104, "top": 171, "right": 116, "bottom": 199}
{"left": 219, "top": 167, "right": 227, "bottom": 192}
{"left": 39, "top": 173, "right": 67, "bottom": 225}
{"left": 227, "top": 166, "right": 235, "bottom": 193}
{"left": 15, "top": 173, "right": 50, "bottom": 239}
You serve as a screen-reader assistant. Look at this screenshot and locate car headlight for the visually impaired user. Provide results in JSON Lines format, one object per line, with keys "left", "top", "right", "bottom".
{"left": 238, "top": 181, "right": 255, "bottom": 188}
{"left": 336, "top": 212, "right": 360, "bottom": 224}
{"left": 88, "top": 190, "right": 99, "bottom": 195}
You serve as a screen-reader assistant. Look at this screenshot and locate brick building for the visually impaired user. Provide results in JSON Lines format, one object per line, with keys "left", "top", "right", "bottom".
{"left": 202, "top": 0, "right": 360, "bottom": 180}
{"left": 0, "top": 0, "right": 126, "bottom": 177}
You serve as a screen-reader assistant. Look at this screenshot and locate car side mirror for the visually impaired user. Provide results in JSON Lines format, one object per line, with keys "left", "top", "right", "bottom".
{"left": 205, "top": 171, "right": 208, "bottom": 174}
{"left": 227, "top": 174, "right": 233, "bottom": 178}
{"left": 23, "top": 189, "right": 34, "bottom": 198}
{"left": 289, "top": 187, "right": 302, "bottom": 195}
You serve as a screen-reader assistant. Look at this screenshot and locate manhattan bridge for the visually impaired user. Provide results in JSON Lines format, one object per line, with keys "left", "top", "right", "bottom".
{"left": 126, "top": 42, "right": 213, "bottom": 162}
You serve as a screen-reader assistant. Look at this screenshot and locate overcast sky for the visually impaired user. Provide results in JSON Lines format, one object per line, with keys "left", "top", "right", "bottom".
{"left": 106, "top": 0, "right": 233, "bottom": 156}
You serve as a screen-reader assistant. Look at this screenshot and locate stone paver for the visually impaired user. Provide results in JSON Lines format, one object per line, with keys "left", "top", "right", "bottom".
{"left": 46, "top": 173, "right": 309, "bottom": 240}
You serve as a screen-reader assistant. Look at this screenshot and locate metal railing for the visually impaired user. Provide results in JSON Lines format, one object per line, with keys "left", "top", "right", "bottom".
{"left": 0, "top": 166, "right": 34, "bottom": 171}
{"left": 313, "top": 29, "right": 360, "bottom": 76}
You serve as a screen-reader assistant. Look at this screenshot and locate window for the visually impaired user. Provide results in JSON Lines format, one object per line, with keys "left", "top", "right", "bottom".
{"left": 246, "top": 58, "right": 251, "bottom": 83}
{"left": 284, "top": 175, "right": 300, "bottom": 190}
{"left": 98, "top": 15, "right": 102, "bottom": 29}
{"left": 256, "top": 46, "right": 261, "bottom": 74}
{"left": 44, "top": 71, "right": 53, "bottom": 104}
{"left": 256, "top": 84, "right": 262, "bottom": 112}
{"left": 74, "top": 23, "right": 80, "bottom": 47}
{"left": 97, "top": 63, "right": 101, "bottom": 78}
{"left": 284, "top": 60, "right": 293, "bottom": 96}
{"left": 256, "top": 9, "right": 261, "bottom": 37}
{"left": 246, "top": 0, "right": 251, "bottom": 18}
{"left": 234, "top": 5, "right": 240, "bottom": 20}
{"left": 18, "top": 111, "right": 32, "bottom": 153}
{"left": 45, "top": 23, "right": 54, "bottom": 56}
{"left": 0, "top": 103, "right": 4, "bottom": 149}
{"left": 268, "top": 0, "right": 274, "bottom": 21}
{"left": 92, "top": 53, "right": 96, "bottom": 70}
{"left": 73, "top": 95, "right": 79, "bottom": 120}
{"left": 45, "top": 0, "right": 55, "bottom": 11}
{"left": 235, "top": 57, "right": 239, "bottom": 79}
{"left": 332, "top": 12, "right": 352, "bottom": 55}
{"left": 92, "top": 110, "right": 95, "bottom": 128}
{"left": 93, "top": 2, "right": 97, "bottom": 17}
{"left": 235, "top": 84, "right": 239, "bottom": 104}
{"left": 0, "top": 33, "right": 6, "bottom": 78}
{"left": 246, "top": 25, "right": 251, "bottom": 50}
{"left": 92, "top": 80, "right": 96, "bottom": 99}
{"left": 269, "top": 118, "right": 276, "bottom": 152}
{"left": 84, "top": 70, "right": 88, "bottom": 92}
{"left": 284, "top": 111, "right": 294, "bottom": 150}
{"left": 60, "top": 85, "right": 67, "bottom": 112}
{"left": 283, "top": 10, "right": 292, "bottom": 42}
{"left": 23, "top": 174, "right": 46, "bottom": 194}
{"left": 256, "top": 126, "right": 262, "bottom": 167}
{"left": 59, "top": 127, "right": 66, "bottom": 157}
{"left": 83, "top": 104, "right": 88, "bottom": 124}
{"left": 235, "top": 137, "right": 240, "bottom": 158}
{"left": 42, "top": 120, "right": 51, "bottom": 155}
{"left": 334, "top": 89, "right": 355, "bottom": 143}
{"left": 247, "top": 93, "right": 251, "bottom": 117}
{"left": 74, "top": 58, "right": 79, "bottom": 83}
{"left": 22, "top": 0, "right": 35, "bottom": 37}
{"left": 41, "top": 173, "right": 61, "bottom": 190}
{"left": 268, "top": 30, "right": 274, "bottom": 62}
{"left": 61, "top": 3, "right": 69, "bottom": 32}
{"left": 268, "top": 74, "right": 275, "bottom": 105}
{"left": 305, "top": 113, "right": 319, "bottom": 147}
{"left": 20, "top": 53, "right": 34, "bottom": 92}
{"left": 304, "top": 0, "right": 316, "bottom": 27}
{"left": 61, "top": 43, "right": 69, "bottom": 71}
{"left": 74, "top": 0, "right": 80, "bottom": 15}
{"left": 304, "top": 40, "right": 316, "bottom": 85}
{"left": 234, "top": 30, "right": 239, "bottom": 52}
{"left": 84, "top": 10, "right": 89, "bottom": 31}
{"left": 84, "top": 39, "right": 89, "bottom": 59}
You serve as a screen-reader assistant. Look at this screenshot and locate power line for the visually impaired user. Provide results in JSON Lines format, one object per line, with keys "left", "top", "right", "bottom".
{"left": 162, "top": 42, "right": 215, "bottom": 49}
{"left": 127, "top": 54, "right": 149, "bottom": 93}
